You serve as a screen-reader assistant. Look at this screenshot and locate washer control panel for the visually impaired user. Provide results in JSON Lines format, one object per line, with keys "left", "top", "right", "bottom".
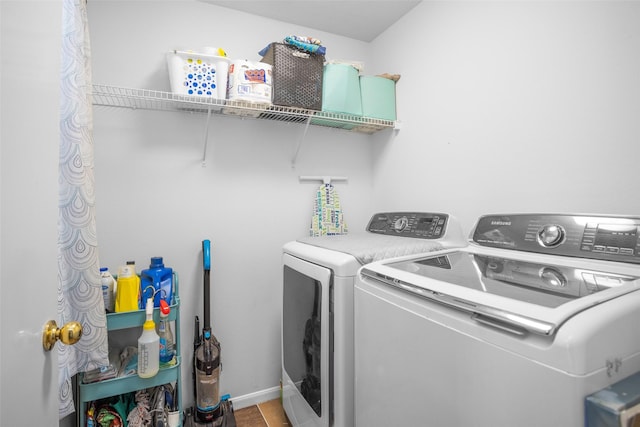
{"left": 472, "top": 213, "right": 640, "bottom": 264}
{"left": 367, "top": 212, "right": 448, "bottom": 239}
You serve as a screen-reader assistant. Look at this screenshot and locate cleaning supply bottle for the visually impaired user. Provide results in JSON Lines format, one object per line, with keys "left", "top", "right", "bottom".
{"left": 138, "top": 298, "right": 159, "bottom": 378}
{"left": 100, "top": 267, "right": 116, "bottom": 313}
{"left": 141, "top": 257, "right": 173, "bottom": 307}
{"left": 126, "top": 260, "right": 142, "bottom": 309}
{"left": 158, "top": 299, "right": 175, "bottom": 365}
{"left": 115, "top": 261, "right": 140, "bottom": 312}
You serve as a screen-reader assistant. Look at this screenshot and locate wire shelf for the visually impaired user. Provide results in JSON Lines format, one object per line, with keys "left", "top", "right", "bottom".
{"left": 92, "top": 84, "right": 395, "bottom": 133}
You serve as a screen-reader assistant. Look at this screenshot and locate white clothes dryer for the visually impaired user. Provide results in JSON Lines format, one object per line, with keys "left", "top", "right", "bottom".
{"left": 355, "top": 213, "right": 640, "bottom": 427}
{"left": 281, "top": 212, "right": 465, "bottom": 427}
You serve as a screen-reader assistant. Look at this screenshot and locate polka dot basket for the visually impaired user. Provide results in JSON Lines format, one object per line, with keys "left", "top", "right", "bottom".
{"left": 167, "top": 50, "right": 230, "bottom": 99}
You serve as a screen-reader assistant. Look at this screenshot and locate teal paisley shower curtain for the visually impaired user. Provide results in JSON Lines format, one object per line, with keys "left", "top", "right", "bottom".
{"left": 58, "top": 0, "right": 108, "bottom": 418}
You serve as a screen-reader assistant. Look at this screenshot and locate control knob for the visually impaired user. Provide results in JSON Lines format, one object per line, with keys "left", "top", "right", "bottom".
{"left": 394, "top": 216, "right": 409, "bottom": 232}
{"left": 537, "top": 224, "right": 565, "bottom": 248}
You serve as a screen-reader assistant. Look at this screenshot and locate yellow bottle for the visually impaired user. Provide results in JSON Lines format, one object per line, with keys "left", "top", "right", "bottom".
{"left": 115, "top": 262, "right": 140, "bottom": 312}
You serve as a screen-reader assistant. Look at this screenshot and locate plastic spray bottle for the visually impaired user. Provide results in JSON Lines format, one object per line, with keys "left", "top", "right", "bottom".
{"left": 158, "top": 299, "right": 175, "bottom": 365}
{"left": 138, "top": 298, "right": 159, "bottom": 378}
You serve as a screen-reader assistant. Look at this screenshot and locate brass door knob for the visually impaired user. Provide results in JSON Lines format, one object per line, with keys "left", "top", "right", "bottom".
{"left": 42, "top": 320, "right": 82, "bottom": 351}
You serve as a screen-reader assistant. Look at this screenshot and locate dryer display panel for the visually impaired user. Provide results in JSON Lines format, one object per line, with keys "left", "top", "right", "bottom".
{"left": 366, "top": 212, "right": 448, "bottom": 239}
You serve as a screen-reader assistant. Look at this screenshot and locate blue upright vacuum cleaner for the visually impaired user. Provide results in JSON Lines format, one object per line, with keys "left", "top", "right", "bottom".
{"left": 186, "top": 240, "right": 236, "bottom": 427}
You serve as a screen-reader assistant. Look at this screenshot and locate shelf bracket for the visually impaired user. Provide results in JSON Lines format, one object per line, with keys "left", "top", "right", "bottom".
{"left": 291, "top": 116, "right": 313, "bottom": 169}
{"left": 202, "top": 107, "right": 213, "bottom": 167}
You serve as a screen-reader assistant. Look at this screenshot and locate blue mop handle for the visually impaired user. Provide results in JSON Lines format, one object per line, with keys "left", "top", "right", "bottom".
{"left": 203, "top": 239, "right": 211, "bottom": 271}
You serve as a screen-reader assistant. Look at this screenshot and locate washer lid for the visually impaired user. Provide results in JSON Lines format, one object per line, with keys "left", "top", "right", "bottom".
{"left": 361, "top": 246, "right": 640, "bottom": 336}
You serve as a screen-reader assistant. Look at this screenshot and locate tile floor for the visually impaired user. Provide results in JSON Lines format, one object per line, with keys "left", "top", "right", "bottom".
{"left": 234, "top": 398, "right": 291, "bottom": 427}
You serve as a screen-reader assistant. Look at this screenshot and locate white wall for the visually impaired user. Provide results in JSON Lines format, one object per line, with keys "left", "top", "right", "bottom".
{"left": 87, "top": 0, "right": 377, "bottom": 409}
{"left": 370, "top": 1, "right": 640, "bottom": 233}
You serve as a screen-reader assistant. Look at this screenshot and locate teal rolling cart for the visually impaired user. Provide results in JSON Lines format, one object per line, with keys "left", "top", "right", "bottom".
{"left": 77, "top": 273, "right": 181, "bottom": 426}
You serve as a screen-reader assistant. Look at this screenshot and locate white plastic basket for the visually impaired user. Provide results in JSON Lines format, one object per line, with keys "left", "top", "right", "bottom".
{"left": 166, "top": 50, "right": 230, "bottom": 99}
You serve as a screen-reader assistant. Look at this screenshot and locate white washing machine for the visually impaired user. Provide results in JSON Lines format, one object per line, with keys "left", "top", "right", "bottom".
{"left": 281, "top": 212, "right": 466, "bottom": 427}
{"left": 355, "top": 213, "right": 640, "bottom": 427}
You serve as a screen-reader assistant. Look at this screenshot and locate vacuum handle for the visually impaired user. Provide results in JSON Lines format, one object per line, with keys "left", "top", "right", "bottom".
{"left": 203, "top": 240, "right": 211, "bottom": 271}
{"left": 202, "top": 239, "right": 211, "bottom": 330}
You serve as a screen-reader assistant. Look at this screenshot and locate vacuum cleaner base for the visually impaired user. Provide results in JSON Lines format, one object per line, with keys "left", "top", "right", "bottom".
{"left": 185, "top": 399, "right": 236, "bottom": 427}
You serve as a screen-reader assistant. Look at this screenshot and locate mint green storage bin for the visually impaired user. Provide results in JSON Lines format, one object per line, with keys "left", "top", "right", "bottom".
{"left": 360, "top": 75, "right": 396, "bottom": 121}
{"left": 322, "top": 64, "right": 363, "bottom": 116}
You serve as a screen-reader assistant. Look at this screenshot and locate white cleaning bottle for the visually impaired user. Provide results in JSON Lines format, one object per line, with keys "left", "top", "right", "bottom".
{"left": 100, "top": 267, "right": 116, "bottom": 313}
{"left": 138, "top": 298, "right": 159, "bottom": 378}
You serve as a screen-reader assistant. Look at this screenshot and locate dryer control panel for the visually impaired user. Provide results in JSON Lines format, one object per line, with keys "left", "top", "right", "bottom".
{"left": 472, "top": 213, "right": 640, "bottom": 264}
{"left": 367, "top": 212, "right": 448, "bottom": 239}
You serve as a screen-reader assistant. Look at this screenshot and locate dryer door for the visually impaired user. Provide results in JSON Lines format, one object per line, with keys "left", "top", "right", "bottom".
{"left": 282, "top": 253, "right": 332, "bottom": 427}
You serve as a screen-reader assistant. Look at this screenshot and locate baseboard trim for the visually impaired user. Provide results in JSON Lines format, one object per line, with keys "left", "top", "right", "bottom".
{"left": 230, "top": 385, "right": 281, "bottom": 410}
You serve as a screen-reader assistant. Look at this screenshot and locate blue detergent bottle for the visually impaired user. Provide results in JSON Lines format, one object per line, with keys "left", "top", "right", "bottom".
{"left": 140, "top": 257, "right": 173, "bottom": 308}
